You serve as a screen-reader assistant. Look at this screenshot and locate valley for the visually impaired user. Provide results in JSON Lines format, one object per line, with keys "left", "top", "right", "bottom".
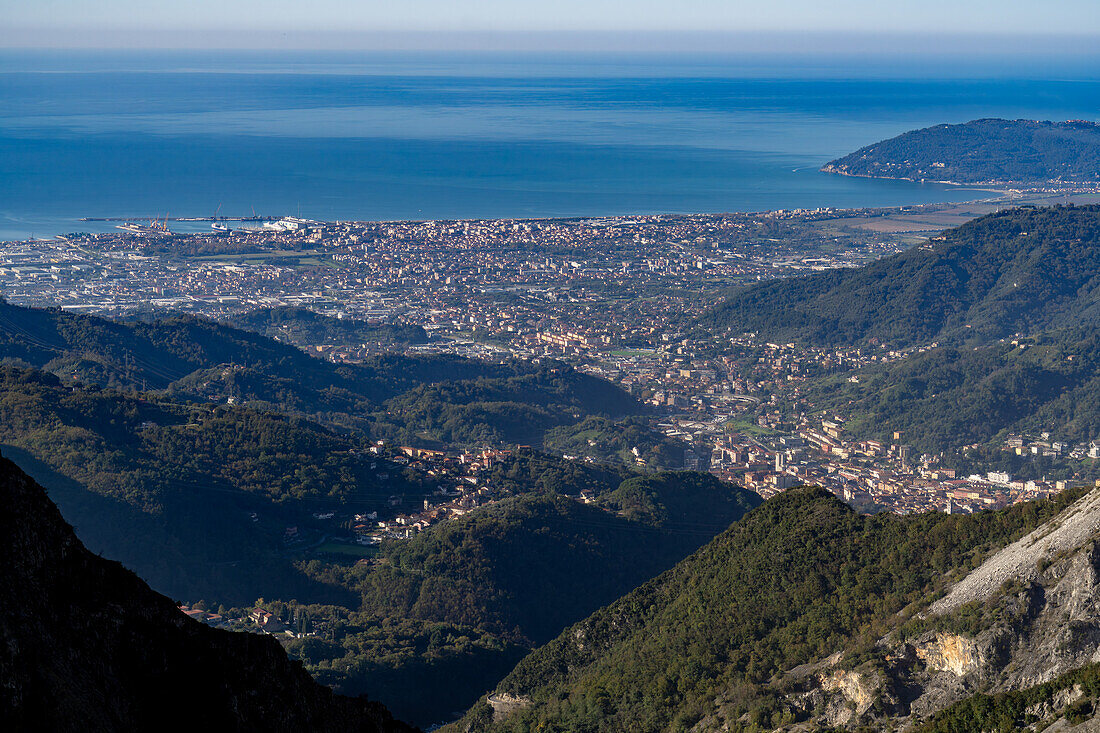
{"left": 8, "top": 112, "right": 1100, "bottom": 731}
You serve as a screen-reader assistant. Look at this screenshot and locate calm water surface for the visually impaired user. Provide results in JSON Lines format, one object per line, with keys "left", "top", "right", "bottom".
{"left": 2, "top": 50, "right": 1100, "bottom": 239}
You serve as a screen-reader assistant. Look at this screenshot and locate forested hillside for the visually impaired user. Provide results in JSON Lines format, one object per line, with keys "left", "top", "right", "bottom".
{"left": 0, "top": 453, "right": 413, "bottom": 733}
{"left": 700, "top": 205, "right": 1100, "bottom": 347}
{"left": 458, "top": 487, "right": 1080, "bottom": 732}
{"left": 0, "top": 358, "right": 754, "bottom": 726}
{"left": 0, "top": 365, "right": 425, "bottom": 604}
{"left": 800, "top": 327, "right": 1100, "bottom": 452}
{"left": 227, "top": 306, "right": 429, "bottom": 348}
{"left": 822, "top": 118, "right": 1100, "bottom": 183}
{"left": 287, "top": 463, "right": 759, "bottom": 724}
{"left": 334, "top": 472, "right": 758, "bottom": 645}
{"left": 0, "top": 300, "right": 639, "bottom": 444}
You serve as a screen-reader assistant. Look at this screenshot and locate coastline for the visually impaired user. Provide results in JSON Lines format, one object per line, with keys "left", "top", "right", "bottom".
{"left": 819, "top": 163, "right": 1100, "bottom": 195}
{"left": 2, "top": 189, "right": 1088, "bottom": 247}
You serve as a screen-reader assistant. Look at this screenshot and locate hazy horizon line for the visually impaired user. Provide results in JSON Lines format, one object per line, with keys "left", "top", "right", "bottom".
{"left": 4, "top": 29, "right": 1100, "bottom": 54}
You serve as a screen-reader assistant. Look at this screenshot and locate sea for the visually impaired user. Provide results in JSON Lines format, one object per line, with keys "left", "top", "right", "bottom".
{"left": 3, "top": 49, "right": 1100, "bottom": 240}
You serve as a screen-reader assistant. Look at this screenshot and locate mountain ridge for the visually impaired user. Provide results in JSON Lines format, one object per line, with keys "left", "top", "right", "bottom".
{"left": 699, "top": 204, "right": 1100, "bottom": 348}
{"left": 0, "top": 299, "right": 639, "bottom": 446}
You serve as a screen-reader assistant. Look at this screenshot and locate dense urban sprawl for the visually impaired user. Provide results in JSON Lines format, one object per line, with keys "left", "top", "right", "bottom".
{"left": 3, "top": 204, "right": 1084, "bottom": 533}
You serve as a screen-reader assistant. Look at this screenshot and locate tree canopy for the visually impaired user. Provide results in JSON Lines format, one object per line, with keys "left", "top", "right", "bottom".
{"left": 823, "top": 119, "right": 1100, "bottom": 183}
{"left": 700, "top": 205, "right": 1100, "bottom": 348}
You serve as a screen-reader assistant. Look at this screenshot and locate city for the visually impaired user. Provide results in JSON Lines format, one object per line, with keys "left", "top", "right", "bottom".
{"left": 2, "top": 198, "right": 1085, "bottom": 523}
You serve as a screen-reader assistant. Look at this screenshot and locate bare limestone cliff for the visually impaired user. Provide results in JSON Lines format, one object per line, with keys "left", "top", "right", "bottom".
{"left": 930, "top": 487, "right": 1100, "bottom": 617}
{"left": 770, "top": 489, "right": 1100, "bottom": 731}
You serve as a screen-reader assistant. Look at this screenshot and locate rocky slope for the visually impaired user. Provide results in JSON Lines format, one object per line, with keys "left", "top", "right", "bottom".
{"left": 930, "top": 486, "right": 1100, "bottom": 616}
{"left": 451, "top": 487, "right": 1081, "bottom": 732}
{"left": 0, "top": 451, "right": 415, "bottom": 732}
{"left": 915, "top": 662, "right": 1100, "bottom": 731}
{"left": 775, "top": 487, "right": 1100, "bottom": 731}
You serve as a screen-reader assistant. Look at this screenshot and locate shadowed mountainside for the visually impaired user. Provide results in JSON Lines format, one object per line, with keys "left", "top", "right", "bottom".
{"left": 0, "top": 451, "right": 416, "bottom": 732}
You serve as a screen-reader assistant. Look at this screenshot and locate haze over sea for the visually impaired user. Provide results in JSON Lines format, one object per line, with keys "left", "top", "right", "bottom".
{"left": 3, "top": 49, "right": 1100, "bottom": 240}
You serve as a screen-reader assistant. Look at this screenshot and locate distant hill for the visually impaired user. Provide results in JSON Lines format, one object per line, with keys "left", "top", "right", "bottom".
{"left": 0, "top": 300, "right": 639, "bottom": 444}
{"left": 454, "top": 486, "right": 1082, "bottom": 732}
{"left": 699, "top": 205, "right": 1100, "bottom": 347}
{"left": 800, "top": 327, "right": 1100, "bottom": 453}
{"left": 822, "top": 118, "right": 1100, "bottom": 184}
{"left": 226, "top": 306, "right": 429, "bottom": 349}
{"left": 0, "top": 452, "right": 413, "bottom": 733}
{"left": 542, "top": 416, "right": 687, "bottom": 469}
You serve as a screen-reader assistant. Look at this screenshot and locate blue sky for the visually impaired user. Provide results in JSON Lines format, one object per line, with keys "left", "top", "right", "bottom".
{"left": 3, "top": 0, "right": 1098, "bottom": 48}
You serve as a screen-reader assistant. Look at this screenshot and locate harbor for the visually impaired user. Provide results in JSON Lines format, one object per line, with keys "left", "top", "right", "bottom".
{"left": 80, "top": 216, "right": 279, "bottom": 222}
